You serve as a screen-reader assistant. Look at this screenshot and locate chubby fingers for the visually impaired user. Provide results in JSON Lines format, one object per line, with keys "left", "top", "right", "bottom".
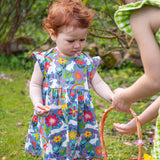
{"left": 35, "top": 110, "right": 49, "bottom": 117}
{"left": 34, "top": 103, "right": 50, "bottom": 117}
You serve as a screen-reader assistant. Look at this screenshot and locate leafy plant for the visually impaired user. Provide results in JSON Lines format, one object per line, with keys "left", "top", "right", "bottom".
{"left": 0, "top": 52, "right": 34, "bottom": 71}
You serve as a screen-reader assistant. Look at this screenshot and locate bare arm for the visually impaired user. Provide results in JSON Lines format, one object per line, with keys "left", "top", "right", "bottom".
{"left": 113, "top": 6, "right": 160, "bottom": 113}
{"left": 30, "top": 62, "right": 49, "bottom": 116}
{"left": 91, "top": 71, "right": 114, "bottom": 103}
{"left": 125, "top": 6, "right": 160, "bottom": 100}
{"left": 30, "top": 61, "right": 43, "bottom": 106}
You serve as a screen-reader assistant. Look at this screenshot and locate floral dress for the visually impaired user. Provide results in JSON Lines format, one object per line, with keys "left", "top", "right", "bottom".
{"left": 25, "top": 48, "right": 103, "bottom": 160}
{"left": 114, "top": 0, "right": 160, "bottom": 159}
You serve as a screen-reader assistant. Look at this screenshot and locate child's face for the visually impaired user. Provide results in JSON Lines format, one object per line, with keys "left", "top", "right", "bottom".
{"left": 52, "top": 26, "right": 88, "bottom": 57}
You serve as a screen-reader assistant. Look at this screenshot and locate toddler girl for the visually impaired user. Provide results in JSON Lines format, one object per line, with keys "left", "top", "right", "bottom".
{"left": 25, "top": 0, "right": 113, "bottom": 159}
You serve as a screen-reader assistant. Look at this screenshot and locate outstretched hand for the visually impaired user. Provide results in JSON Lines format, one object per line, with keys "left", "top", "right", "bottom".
{"left": 113, "top": 118, "right": 137, "bottom": 135}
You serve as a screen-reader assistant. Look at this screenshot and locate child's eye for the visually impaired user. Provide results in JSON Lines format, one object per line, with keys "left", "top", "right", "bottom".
{"left": 80, "top": 39, "right": 85, "bottom": 42}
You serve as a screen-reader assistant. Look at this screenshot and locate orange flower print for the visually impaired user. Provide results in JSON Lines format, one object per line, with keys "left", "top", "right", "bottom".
{"left": 95, "top": 146, "right": 102, "bottom": 156}
{"left": 73, "top": 70, "right": 83, "bottom": 81}
{"left": 32, "top": 115, "right": 38, "bottom": 122}
{"left": 57, "top": 109, "right": 63, "bottom": 116}
{"left": 39, "top": 126, "right": 44, "bottom": 135}
{"left": 78, "top": 116, "right": 81, "bottom": 119}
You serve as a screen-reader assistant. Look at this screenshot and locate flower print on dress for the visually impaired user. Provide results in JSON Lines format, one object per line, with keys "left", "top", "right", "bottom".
{"left": 25, "top": 48, "right": 103, "bottom": 160}
{"left": 45, "top": 114, "right": 59, "bottom": 128}
{"left": 69, "top": 106, "right": 78, "bottom": 118}
{"left": 84, "top": 110, "right": 94, "bottom": 122}
{"left": 69, "top": 130, "right": 77, "bottom": 140}
{"left": 44, "top": 62, "right": 50, "bottom": 70}
{"left": 75, "top": 59, "right": 85, "bottom": 66}
{"left": 73, "top": 70, "right": 83, "bottom": 81}
{"left": 53, "top": 135, "right": 62, "bottom": 142}
{"left": 32, "top": 115, "right": 38, "bottom": 123}
{"left": 84, "top": 131, "right": 92, "bottom": 137}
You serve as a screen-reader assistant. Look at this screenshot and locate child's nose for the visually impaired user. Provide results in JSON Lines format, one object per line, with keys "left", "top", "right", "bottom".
{"left": 74, "top": 41, "right": 80, "bottom": 48}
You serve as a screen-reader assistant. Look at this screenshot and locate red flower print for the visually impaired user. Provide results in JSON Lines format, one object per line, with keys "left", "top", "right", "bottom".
{"left": 31, "top": 141, "right": 36, "bottom": 147}
{"left": 69, "top": 106, "right": 78, "bottom": 117}
{"left": 45, "top": 114, "right": 59, "bottom": 127}
{"left": 73, "top": 71, "right": 83, "bottom": 81}
{"left": 45, "top": 62, "right": 50, "bottom": 70}
{"left": 75, "top": 60, "right": 85, "bottom": 65}
{"left": 43, "top": 143, "right": 47, "bottom": 150}
{"left": 78, "top": 116, "right": 81, "bottom": 119}
{"left": 84, "top": 110, "right": 94, "bottom": 122}
{"left": 38, "top": 52, "right": 42, "bottom": 55}
{"left": 78, "top": 95, "right": 84, "bottom": 101}
{"left": 95, "top": 146, "right": 102, "bottom": 156}
{"left": 43, "top": 82, "right": 49, "bottom": 88}
{"left": 70, "top": 90, "right": 75, "bottom": 97}
{"left": 32, "top": 115, "right": 38, "bottom": 122}
{"left": 57, "top": 109, "right": 63, "bottom": 116}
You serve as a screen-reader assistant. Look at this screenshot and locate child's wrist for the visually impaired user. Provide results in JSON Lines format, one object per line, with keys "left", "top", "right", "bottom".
{"left": 34, "top": 102, "right": 43, "bottom": 107}
{"left": 123, "top": 88, "right": 134, "bottom": 104}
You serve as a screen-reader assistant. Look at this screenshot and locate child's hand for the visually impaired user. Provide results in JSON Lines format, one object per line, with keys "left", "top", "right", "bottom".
{"left": 34, "top": 103, "right": 50, "bottom": 117}
{"left": 112, "top": 88, "right": 131, "bottom": 114}
{"left": 113, "top": 118, "right": 137, "bottom": 135}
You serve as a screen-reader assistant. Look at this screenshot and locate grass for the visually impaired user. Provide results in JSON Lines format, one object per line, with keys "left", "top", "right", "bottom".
{"left": 0, "top": 63, "right": 156, "bottom": 160}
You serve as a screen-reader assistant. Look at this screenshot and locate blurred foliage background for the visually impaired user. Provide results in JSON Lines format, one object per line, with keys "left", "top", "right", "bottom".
{"left": 0, "top": 0, "right": 138, "bottom": 70}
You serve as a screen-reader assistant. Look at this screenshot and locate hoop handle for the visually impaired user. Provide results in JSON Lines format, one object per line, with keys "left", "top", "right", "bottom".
{"left": 100, "top": 106, "right": 142, "bottom": 160}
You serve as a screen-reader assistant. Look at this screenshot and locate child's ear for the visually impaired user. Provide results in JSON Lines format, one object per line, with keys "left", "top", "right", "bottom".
{"left": 49, "top": 29, "right": 56, "bottom": 41}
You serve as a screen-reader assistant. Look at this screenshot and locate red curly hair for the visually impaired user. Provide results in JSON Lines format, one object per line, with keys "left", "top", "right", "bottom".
{"left": 42, "top": 0, "right": 94, "bottom": 36}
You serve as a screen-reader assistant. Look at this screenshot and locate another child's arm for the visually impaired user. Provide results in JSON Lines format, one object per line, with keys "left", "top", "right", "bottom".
{"left": 121, "top": 0, "right": 141, "bottom": 4}
{"left": 91, "top": 71, "right": 114, "bottom": 103}
{"left": 113, "top": 6, "right": 160, "bottom": 114}
{"left": 30, "top": 62, "right": 49, "bottom": 116}
{"left": 114, "top": 96, "right": 160, "bottom": 135}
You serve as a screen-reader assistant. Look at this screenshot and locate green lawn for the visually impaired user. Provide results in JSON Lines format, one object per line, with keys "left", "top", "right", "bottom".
{"left": 0, "top": 66, "right": 156, "bottom": 160}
